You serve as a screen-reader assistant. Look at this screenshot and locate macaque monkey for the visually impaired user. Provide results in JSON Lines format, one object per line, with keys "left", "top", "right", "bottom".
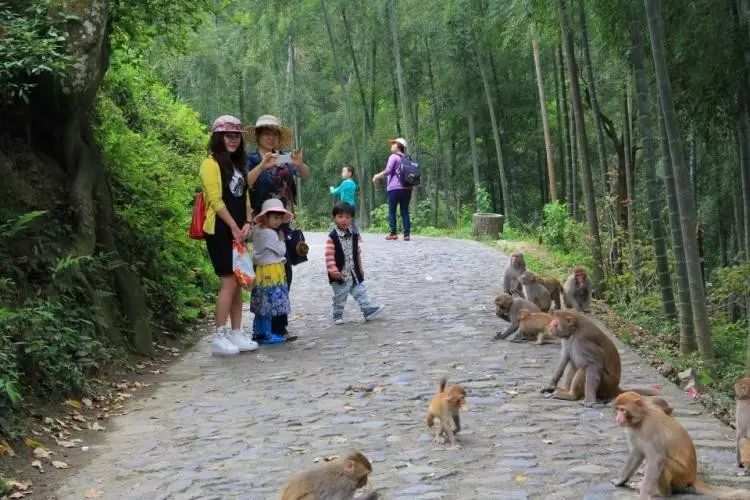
{"left": 494, "top": 293, "right": 540, "bottom": 340}
{"left": 736, "top": 378, "right": 750, "bottom": 470}
{"left": 503, "top": 252, "right": 526, "bottom": 296}
{"left": 613, "top": 392, "right": 750, "bottom": 499}
{"left": 426, "top": 377, "right": 468, "bottom": 446}
{"left": 650, "top": 396, "right": 674, "bottom": 416}
{"left": 518, "top": 270, "right": 552, "bottom": 312}
{"left": 522, "top": 270, "right": 563, "bottom": 310}
{"left": 281, "top": 451, "right": 378, "bottom": 500}
{"left": 543, "top": 310, "right": 657, "bottom": 406}
{"left": 563, "top": 266, "right": 592, "bottom": 313}
{"left": 513, "top": 309, "right": 555, "bottom": 345}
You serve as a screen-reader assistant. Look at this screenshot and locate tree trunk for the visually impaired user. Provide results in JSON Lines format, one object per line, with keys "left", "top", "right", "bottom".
{"left": 646, "top": 0, "right": 713, "bottom": 359}
{"left": 425, "top": 38, "right": 445, "bottom": 228}
{"left": 320, "top": 0, "right": 363, "bottom": 219}
{"left": 560, "top": 43, "right": 578, "bottom": 219}
{"left": 552, "top": 45, "right": 568, "bottom": 203}
{"left": 477, "top": 46, "right": 511, "bottom": 218}
{"left": 28, "top": 0, "right": 154, "bottom": 355}
{"left": 559, "top": 0, "right": 605, "bottom": 294}
{"left": 468, "top": 113, "right": 481, "bottom": 189}
{"left": 532, "top": 31, "right": 557, "bottom": 202}
{"left": 630, "top": 16, "right": 677, "bottom": 320}
{"left": 623, "top": 90, "right": 636, "bottom": 268}
{"left": 388, "top": 0, "right": 411, "bottom": 146}
{"left": 579, "top": 4, "right": 609, "bottom": 191}
{"left": 472, "top": 213, "right": 504, "bottom": 238}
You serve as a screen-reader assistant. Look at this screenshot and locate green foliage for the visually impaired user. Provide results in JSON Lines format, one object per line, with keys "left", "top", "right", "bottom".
{"left": 94, "top": 54, "right": 215, "bottom": 328}
{"left": 475, "top": 185, "right": 492, "bottom": 214}
{"left": 540, "top": 203, "right": 590, "bottom": 258}
{"left": 0, "top": 1, "right": 73, "bottom": 104}
{"left": 0, "top": 475, "right": 11, "bottom": 496}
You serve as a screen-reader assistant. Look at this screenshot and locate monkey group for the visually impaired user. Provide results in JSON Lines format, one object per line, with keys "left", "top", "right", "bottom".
{"left": 279, "top": 250, "right": 748, "bottom": 498}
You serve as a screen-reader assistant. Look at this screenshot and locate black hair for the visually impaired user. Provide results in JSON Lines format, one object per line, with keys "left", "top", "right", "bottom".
{"left": 343, "top": 165, "right": 355, "bottom": 177}
{"left": 395, "top": 142, "right": 405, "bottom": 153}
{"left": 209, "top": 132, "right": 247, "bottom": 184}
{"left": 332, "top": 201, "right": 356, "bottom": 218}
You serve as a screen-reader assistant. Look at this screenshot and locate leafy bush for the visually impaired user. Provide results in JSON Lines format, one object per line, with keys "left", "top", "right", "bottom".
{"left": 475, "top": 185, "right": 492, "bottom": 214}
{"left": 0, "top": 1, "right": 72, "bottom": 103}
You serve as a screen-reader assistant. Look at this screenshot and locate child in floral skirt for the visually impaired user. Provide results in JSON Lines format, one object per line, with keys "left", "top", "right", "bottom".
{"left": 251, "top": 198, "right": 292, "bottom": 344}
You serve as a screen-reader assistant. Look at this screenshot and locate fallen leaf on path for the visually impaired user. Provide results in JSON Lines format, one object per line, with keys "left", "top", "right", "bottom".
{"left": 24, "top": 438, "right": 45, "bottom": 450}
{"left": 82, "top": 398, "right": 93, "bottom": 408}
{"left": 9, "top": 479, "right": 32, "bottom": 491}
{"left": 0, "top": 440, "right": 15, "bottom": 456}
{"left": 372, "top": 386, "right": 384, "bottom": 394}
{"left": 515, "top": 474, "right": 527, "bottom": 483}
{"left": 55, "top": 439, "right": 77, "bottom": 448}
{"left": 505, "top": 390, "right": 519, "bottom": 396}
{"left": 33, "top": 447, "right": 53, "bottom": 459}
{"left": 542, "top": 439, "right": 554, "bottom": 444}
{"left": 64, "top": 399, "right": 82, "bottom": 409}
{"left": 51, "top": 460, "right": 69, "bottom": 469}
{"left": 88, "top": 422, "right": 106, "bottom": 431}
{"left": 30, "top": 460, "right": 43, "bottom": 472}
{"left": 323, "top": 455, "right": 339, "bottom": 462}
{"left": 9, "top": 492, "right": 28, "bottom": 499}
{"left": 70, "top": 413, "right": 86, "bottom": 423}
{"left": 84, "top": 490, "right": 104, "bottom": 498}
{"left": 343, "top": 404, "right": 356, "bottom": 412}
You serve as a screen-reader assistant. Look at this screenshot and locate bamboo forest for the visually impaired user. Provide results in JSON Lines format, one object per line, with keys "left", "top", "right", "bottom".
{"left": 2, "top": 0, "right": 750, "bottom": 497}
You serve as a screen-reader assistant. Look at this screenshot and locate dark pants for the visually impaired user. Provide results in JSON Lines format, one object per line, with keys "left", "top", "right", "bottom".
{"left": 271, "top": 259, "right": 293, "bottom": 333}
{"left": 388, "top": 189, "right": 412, "bottom": 236}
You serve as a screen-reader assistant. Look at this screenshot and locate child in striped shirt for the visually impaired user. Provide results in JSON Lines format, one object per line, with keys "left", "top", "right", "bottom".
{"left": 325, "top": 202, "right": 384, "bottom": 325}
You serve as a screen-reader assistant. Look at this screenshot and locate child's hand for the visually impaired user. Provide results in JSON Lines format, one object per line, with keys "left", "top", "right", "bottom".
{"left": 330, "top": 270, "right": 343, "bottom": 281}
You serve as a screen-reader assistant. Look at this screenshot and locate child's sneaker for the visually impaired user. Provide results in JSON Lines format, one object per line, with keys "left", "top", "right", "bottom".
{"left": 211, "top": 328, "right": 239, "bottom": 356}
{"left": 255, "top": 333, "right": 286, "bottom": 345}
{"left": 363, "top": 305, "right": 384, "bottom": 321}
{"left": 227, "top": 329, "right": 258, "bottom": 352}
{"left": 333, "top": 314, "right": 344, "bottom": 325}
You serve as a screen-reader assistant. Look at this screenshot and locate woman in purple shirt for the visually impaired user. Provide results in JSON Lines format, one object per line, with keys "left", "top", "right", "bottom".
{"left": 372, "top": 137, "right": 412, "bottom": 240}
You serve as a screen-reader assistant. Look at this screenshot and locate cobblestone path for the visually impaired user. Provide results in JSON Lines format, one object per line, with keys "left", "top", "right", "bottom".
{"left": 55, "top": 234, "right": 749, "bottom": 499}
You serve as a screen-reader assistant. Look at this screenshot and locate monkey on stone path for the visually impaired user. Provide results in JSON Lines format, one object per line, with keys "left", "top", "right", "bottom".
{"left": 494, "top": 293, "right": 540, "bottom": 340}
{"left": 650, "top": 396, "right": 674, "bottom": 416}
{"left": 426, "top": 377, "right": 468, "bottom": 446}
{"left": 542, "top": 310, "right": 658, "bottom": 406}
{"left": 736, "top": 377, "right": 750, "bottom": 470}
{"left": 503, "top": 251, "right": 526, "bottom": 297}
{"left": 563, "top": 266, "right": 592, "bottom": 313}
{"left": 612, "top": 392, "right": 750, "bottom": 499}
{"left": 513, "top": 309, "right": 555, "bottom": 345}
{"left": 281, "top": 451, "right": 378, "bottom": 500}
{"left": 518, "top": 270, "right": 552, "bottom": 312}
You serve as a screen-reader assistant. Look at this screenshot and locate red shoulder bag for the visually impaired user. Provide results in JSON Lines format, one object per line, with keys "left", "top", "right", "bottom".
{"left": 189, "top": 192, "right": 206, "bottom": 240}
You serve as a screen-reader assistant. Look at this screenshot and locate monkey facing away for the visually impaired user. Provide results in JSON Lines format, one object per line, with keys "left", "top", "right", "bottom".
{"left": 513, "top": 309, "right": 555, "bottom": 345}
{"left": 612, "top": 392, "right": 750, "bottom": 499}
{"left": 503, "top": 251, "right": 526, "bottom": 296}
{"left": 542, "top": 310, "right": 658, "bottom": 406}
{"left": 563, "top": 266, "right": 592, "bottom": 313}
{"left": 281, "top": 451, "right": 378, "bottom": 500}
{"left": 523, "top": 270, "right": 563, "bottom": 310}
{"left": 736, "top": 378, "right": 750, "bottom": 470}
{"left": 494, "top": 293, "right": 540, "bottom": 340}
{"left": 426, "top": 377, "right": 468, "bottom": 446}
{"left": 650, "top": 396, "right": 674, "bottom": 416}
{"left": 518, "top": 270, "right": 552, "bottom": 312}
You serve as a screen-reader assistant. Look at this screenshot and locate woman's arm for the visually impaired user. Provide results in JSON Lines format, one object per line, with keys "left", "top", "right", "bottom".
{"left": 291, "top": 149, "right": 310, "bottom": 180}
{"left": 329, "top": 182, "right": 344, "bottom": 195}
{"left": 246, "top": 151, "right": 277, "bottom": 186}
{"left": 373, "top": 154, "right": 397, "bottom": 183}
{"left": 200, "top": 158, "right": 244, "bottom": 241}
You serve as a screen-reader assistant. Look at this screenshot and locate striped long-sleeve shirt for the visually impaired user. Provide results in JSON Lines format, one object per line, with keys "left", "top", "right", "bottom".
{"left": 326, "top": 227, "right": 363, "bottom": 284}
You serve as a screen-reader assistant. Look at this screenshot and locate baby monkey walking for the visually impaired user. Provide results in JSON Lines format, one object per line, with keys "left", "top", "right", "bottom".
{"left": 426, "top": 377, "right": 468, "bottom": 446}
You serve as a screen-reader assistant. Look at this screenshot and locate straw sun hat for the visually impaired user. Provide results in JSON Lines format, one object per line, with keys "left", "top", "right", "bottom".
{"left": 245, "top": 115, "right": 293, "bottom": 149}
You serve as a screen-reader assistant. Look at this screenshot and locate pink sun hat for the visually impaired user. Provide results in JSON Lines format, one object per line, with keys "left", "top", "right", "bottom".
{"left": 211, "top": 115, "right": 243, "bottom": 133}
{"left": 254, "top": 198, "right": 294, "bottom": 224}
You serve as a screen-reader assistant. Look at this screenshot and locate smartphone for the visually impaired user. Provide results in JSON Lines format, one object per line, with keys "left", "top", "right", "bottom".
{"left": 276, "top": 153, "right": 292, "bottom": 164}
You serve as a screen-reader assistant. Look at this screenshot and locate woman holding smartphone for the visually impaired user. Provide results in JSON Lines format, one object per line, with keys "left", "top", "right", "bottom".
{"left": 245, "top": 115, "right": 310, "bottom": 340}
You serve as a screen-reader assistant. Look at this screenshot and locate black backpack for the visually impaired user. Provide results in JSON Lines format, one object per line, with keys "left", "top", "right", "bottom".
{"left": 398, "top": 155, "right": 421, "bottom": 187}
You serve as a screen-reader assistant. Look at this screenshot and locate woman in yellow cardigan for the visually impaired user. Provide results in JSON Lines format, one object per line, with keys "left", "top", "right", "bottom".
{"left": 200, "top": 115, "right": 257, "bottom": 356}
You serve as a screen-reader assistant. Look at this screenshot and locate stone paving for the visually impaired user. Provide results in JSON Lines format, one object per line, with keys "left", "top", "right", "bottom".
{"left": 55, "top": 233, "right": 750, "bottom": 499}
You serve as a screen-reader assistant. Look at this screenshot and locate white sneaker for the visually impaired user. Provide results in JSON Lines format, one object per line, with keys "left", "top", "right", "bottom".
{"left": 211, "top": 329, "right": 239, "bottom": 357}
{"left": 227, "top": 329, "right": 258, "bottom": 352}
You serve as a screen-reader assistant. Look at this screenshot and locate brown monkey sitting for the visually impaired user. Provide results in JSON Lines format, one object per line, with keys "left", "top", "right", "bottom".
{"left": 613, "top": 392, "right": 750, "bottom": 499}
{"left": 518, "top": 270, "right": 552, "bottom": 312}
{"left": 426, "top": 377, "right": 468, "bottom": 446}
{"left": 563, "top": 266, "right": 592, "bottom": 313}
{"left": 281, "top": 451, "right": 378, "bottom": 500}
{"left": 543, "top": 310, "right": 657, "bottom": 406}
{"left": 503, "top": 251, "right": 526, "bottom": 296}
{"left": 494, "top": 293, "right": 540, "bottom": 340}
{"left": 736, "top": 378, "right": 750, "bottom": 470}
{"left": 513, "top": 309, "right": 555, "bottom": 345}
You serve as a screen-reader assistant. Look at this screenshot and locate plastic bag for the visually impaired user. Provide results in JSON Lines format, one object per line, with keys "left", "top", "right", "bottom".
{"left": 233, "top": 240, "right": 255, "bottom": 289}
